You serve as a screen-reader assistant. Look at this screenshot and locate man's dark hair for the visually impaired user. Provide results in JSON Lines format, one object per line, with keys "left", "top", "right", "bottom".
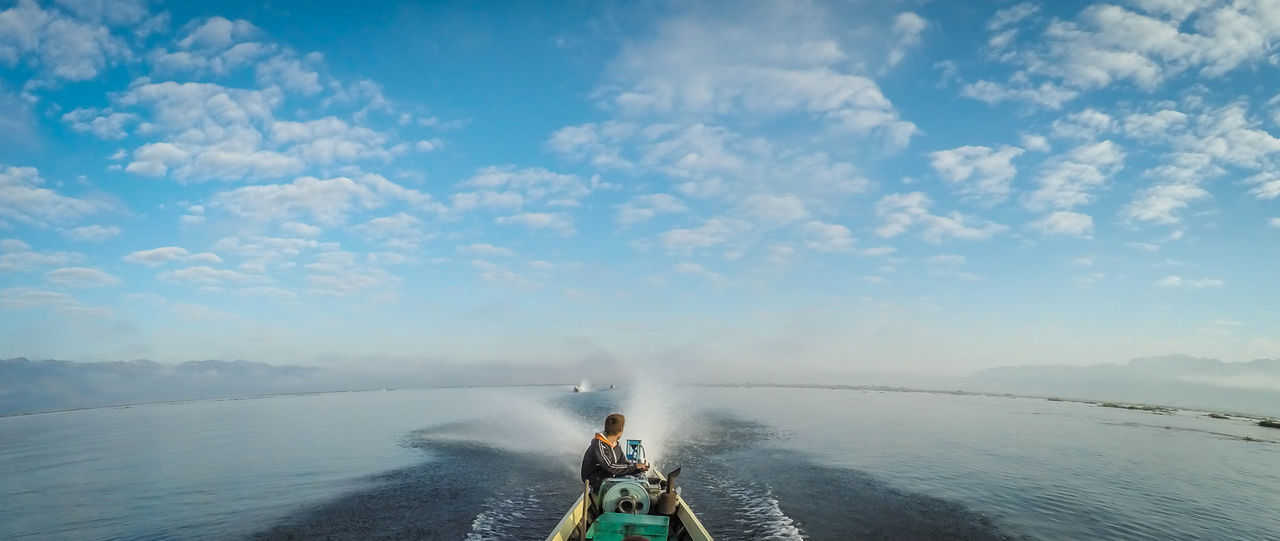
{"left": 620, "top": 536, "right": 650, "bottom": 541}
{"left": 604, "top": 413, "right": 625, "bottom": 436}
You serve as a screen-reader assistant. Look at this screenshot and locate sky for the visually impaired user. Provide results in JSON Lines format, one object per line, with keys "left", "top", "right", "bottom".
{"left": 2, "top": 0, "right": 1279, "bottom": 380}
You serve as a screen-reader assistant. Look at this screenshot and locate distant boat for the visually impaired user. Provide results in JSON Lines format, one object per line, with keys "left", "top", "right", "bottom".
{"left": 573, "top": 385, "right": 583, "bottom": 393}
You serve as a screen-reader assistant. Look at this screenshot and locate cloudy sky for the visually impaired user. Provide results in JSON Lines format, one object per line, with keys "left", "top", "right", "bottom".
{"left": 2, "top": 0, "right": 1278, "bottom": 379}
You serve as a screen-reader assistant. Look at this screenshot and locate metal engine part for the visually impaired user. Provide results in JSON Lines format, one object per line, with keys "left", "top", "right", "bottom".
{"left": 598, "top": 478, "right": 652, "bottom": 515}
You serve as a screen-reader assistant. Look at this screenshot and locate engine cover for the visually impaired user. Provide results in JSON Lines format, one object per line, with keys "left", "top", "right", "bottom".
{"left": 598, "top": 478, "right": 652, "bottom": 515}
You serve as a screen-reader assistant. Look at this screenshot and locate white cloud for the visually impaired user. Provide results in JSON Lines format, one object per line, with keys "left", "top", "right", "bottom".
{"left": 672, "top": 262, "right": 725, "bottom": 287}
{"left": 1024, "top": 140, "right": 1126, "bottom": 211}
{"left": 982, "top": 2, "right": 1280, "bottom": 99}
{"left": 800, "top": 221, "right": 854, "bottom": 253}
{"left": 279, "top": 221, "right": 322, "bottom": 237}
{"left": 188, "top": 252, "right": 222, "bottom": 264}
{"left": 0, "top": 286, "right": 112, "bottom": 317}
{"left": 212, "top": 174, "right": 437, "bottom": 227}
{"left": 0, "top": 239, "right": 30, "bottom": 252}
{"left": 600, "top": 3, "right": 918, "bottom": 148}
{"left": 858, "top": 246, "right": 896, "bottom": 257}
{"left": 159, "top": 265, "right": 260, "bottom": 286}
{"left": 255, "top": 53, "right": 322, "bottom": 95}
{"left": 495, "top": 212, "right": 575, "bottom": 235}
{"left": 61, "top": 107, "right": 137, "bottom": 139}
{"left": 1122, "top": 109, "right": 1188, "bottom": 140}
{"left": 989, "top": 3, "right": 1039, "bottom": 31}
{"left": 929, "top": 145, "right": 1023, "bottom": 205}
{"left": 1021, "top": 134, "right": 1051, "bottom": 152}
{"left": 887, "top": 12, "right": 927, "bottom": 67}
{"left": 0, "top": 0, "right": 132, "bottom": 84}
{"left": 659, "top": 217, "right": 751, "bottom": 253}
{"left": 62, "top": 224, "right": 120, "bottom": 242}
{"left": 926, "top": 254, "right": 966, "bottom": 266}
{"left": 44, "top": 266, "right": 119, "bottom": 288}
{"left": 741, "top": 193, "right": 809, "bottom": 226}
{"left": 961, "top": 80, "right": 1078, "bottom": 109}
{"left": 123, "top": 246, "right": 189, "bottom": 266}
{"left": 617, "top": 193, "right": 687, "bottom": 226}
{"left": 875, "top": 192, "right": 1006, "bottom": 242}
{"left": 459, "top": 243, "right": 517, "bottom": 257}
{"left": 1123, "top": 182, "right": 1210, "bottom": 225}
{"left": 1049, "top": 109, "right": 1115, "bottom": 140}
{"left": 1128, "top": 242, "right": 1160, "bottom": 252}
{"left": 1247, "top": 172, "right": 1280, "bottom": 200}
{"left": 1071, "top": 256, "right": 1095, "bottom": 266}
{"left": 1155, "top": 275, "right": 1224, "bottom": 289}
{"left": 0, "top": 250, "right": 83, "bottom": 272}
{"left": 458, "top": 166, "right": 592, "bottom": 209}
{"left": 0, "top": 166, "right": 102, "bottom": 228}
{"left": 1028, "top": 211, "right": 1095, "bottom": 237}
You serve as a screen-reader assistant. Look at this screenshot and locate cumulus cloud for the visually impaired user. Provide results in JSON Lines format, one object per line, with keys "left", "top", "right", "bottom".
{"left": 887, "top": 12, "right": 927, "bottom": 67}
{"left": 0, "top": 166, "right": 103, "bottom": 228}
{"left": 659, "top": 217, "right": 751, "bottom": 253}
{"left": 62, "top": 224, "right": 120, "bottom": 242}
{"left": 44, "top": 266, "right": 120, "bottom": 288}
{"left": 456, "top": 166, "right": 593, "bottom": 210}
{"left": 1024, "top": 140, "right": 1126, "bottom": 211}
{"left": 0, "top": 250, "right": 83, "bottom": 272}
{"left": 599, "top": 2, "right": 918, "bottom": 148}
{"left": 158, "top": 265, "right": 261, "bottom": 287}
{"left": 1155, "top": 275, "right": 1224, "bottom": 288}
{"left": 0, "top": 286, "right": 112, "bottom": 317}
{"left": 875, "top": 192, "right": 1006, "bottom": 243}
{"left": 800, "top": 221, "right": 854, "bottom": 253}
{"left": 212, "top": 174, "right": 438, "bottom": 227}
{"left": 672, "top": 262, "right": 725, "bottom": 288}
{"left": 459, "top": 243, "right": 517, "bottom": 257}
{"left": 0, "top": 0, "right": 132, "bottom": 85}
{"left": 978, "top": 1, "right": 1280, "bottom": 103}
{"left": 617, "top": 193, "right": 687, "bottom": 226}
{"left": 929, "top": 145, "right": 1024, "bottom": 205}
{"left": 61, "top": 107, "right": 137, "bottom": 139}
{"left": 740, "top": 193, "right": 809, "bottom": 226}
{"left": 961, "top": 80, "right": 1078, "bottom": 109}
{"left": 1028, "top": 211, "right": 1095, "bottom": 237}
{"left": 495, "top": 212, "right": 575, "bottom": 235}
{"left": 1123, "top": 182, "right": 1211, "bottom": 225}
{"left": 123, "top": 246, "right": 189, "bottom": 266}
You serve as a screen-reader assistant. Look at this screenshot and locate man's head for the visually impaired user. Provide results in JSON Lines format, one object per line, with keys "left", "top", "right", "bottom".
{"left": 603, "top": 413, "right": 625, "bottom": 437}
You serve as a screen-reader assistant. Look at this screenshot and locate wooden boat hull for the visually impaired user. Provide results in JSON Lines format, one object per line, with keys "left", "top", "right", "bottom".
{"left": 545, "top": 471, "right": 713, "bottom": 541}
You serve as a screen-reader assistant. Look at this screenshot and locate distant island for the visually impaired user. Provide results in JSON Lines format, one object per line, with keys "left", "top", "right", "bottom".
{"left": 968, "top": 354, "right": 1280, "bottom": 417}
{"left": 0, "top": 358, "right": 327, "bottom": 417}
{"left": 2, "top": 354, "right": 1279, "bottom": 418}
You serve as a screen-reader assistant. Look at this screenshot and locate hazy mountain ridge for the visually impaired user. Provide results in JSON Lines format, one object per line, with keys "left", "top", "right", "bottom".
{"left": 971, "top": 354, "right": 1280, "bottom": 416}
{"left": 0, "top": 358, "right": 327, "bottom": 417}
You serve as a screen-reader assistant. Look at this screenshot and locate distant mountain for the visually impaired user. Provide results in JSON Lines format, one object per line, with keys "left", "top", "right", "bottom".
{"left": 0, "top": 358, "right": 327, "bottom": 417}
{"left": 970, "top": 354, "right": 1280, "bottom": 416}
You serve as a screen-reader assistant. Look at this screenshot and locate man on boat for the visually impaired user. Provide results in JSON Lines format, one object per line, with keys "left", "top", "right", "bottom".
{"left": 581, "top": 413, "right": 649, "bottom": 492}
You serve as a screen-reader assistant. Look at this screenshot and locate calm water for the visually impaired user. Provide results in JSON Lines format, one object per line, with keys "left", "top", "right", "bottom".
{"left": 1, "top": 385, "right": 1277, "bottom": 540}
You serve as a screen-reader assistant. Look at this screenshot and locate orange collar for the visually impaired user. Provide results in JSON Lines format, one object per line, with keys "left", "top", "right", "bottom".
{"left": 595, "top": 433, "right": 617, "bottom": 447}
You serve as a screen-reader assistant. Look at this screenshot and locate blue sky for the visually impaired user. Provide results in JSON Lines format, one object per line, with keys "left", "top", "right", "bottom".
{"left": 2, "top": 0, "right": 1279, "bottom": 379}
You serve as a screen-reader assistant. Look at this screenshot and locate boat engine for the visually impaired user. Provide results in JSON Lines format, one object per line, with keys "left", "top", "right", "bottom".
{"left": 598, "top": 478, "right": 652, "bottom": 515}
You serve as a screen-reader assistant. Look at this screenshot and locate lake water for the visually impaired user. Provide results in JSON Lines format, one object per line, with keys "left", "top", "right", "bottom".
{"left": 1, "top": 385, "right": 1277, "bottom": 540}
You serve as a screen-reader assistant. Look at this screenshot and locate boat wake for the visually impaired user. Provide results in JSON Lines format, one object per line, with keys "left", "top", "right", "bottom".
{"left": 707, "top": 475, "right": 805, "bottom": 540}
{"left": 464, "top": 485, "right": 548, "bottom": 541}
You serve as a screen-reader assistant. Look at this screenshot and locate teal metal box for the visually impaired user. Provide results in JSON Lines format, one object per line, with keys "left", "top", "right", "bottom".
{"left": 587, "top": 512, "right": 669, "bottom": 541}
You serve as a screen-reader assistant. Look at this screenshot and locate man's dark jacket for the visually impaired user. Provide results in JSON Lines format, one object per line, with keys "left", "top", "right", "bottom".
{"left": 580, "top": 434, "right": 641, "bottom": 491}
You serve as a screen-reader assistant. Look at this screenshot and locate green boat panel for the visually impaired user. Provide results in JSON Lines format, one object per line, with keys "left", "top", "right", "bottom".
{"left": 587, "top": 512, "right": 669, "bottom": 541}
